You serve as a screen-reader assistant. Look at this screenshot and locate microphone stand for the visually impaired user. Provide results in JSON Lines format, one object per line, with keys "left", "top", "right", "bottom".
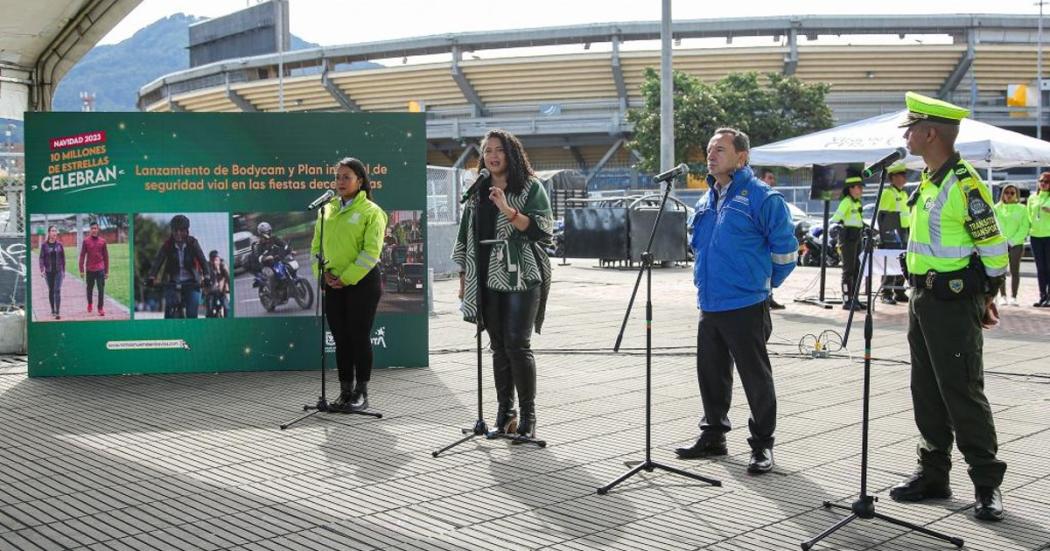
{"left": 432, "top": 179, "right": 546, "bottom": 457}
{"left": 801, "top": 170, "right": 962, "bottom": 550}
{"left": 597, "top": 173, "right": 721, "bottom": 495}
{"left": 281, "top": 199, "right": 382, "bottom": 430}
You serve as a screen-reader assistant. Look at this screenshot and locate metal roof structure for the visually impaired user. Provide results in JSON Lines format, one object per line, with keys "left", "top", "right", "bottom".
{"left": 0, "top": 0, "right": 142, "bottom": 113}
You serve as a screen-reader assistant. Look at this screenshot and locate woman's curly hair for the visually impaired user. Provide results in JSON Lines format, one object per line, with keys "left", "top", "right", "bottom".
{"left": 478, "top": 129, "right": 535, "bottom": 195}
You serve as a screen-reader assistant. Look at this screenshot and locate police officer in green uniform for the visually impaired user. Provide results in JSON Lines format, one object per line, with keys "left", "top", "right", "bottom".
{"left": 889, "top": 92, "right": 1007, "bottom": 522}
{"left": 831, "top": 174, "right": 865, "bottom": 310}
{"left": 878, "top": 162, "right": 911, "bottom": 304}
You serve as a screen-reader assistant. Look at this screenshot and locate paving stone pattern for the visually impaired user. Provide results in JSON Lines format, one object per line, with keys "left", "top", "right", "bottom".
{"left": 1, "top": 263, "right": 1048, "bottom": 550}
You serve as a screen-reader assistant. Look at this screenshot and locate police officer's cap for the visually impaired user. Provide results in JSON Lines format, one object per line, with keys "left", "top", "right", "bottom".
{"left": 887, "top": 162, "right": 907, "bottom": 175}
{"left": 900, "top": 91, "right": 969, "bottom": 128}
{"left": 842, "top": 174, "right": 864, "bottom": 194}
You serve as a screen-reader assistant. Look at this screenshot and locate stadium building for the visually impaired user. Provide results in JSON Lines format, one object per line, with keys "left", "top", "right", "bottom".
{"left": 139, "top": 14, "right": 1048, "bottom": 188}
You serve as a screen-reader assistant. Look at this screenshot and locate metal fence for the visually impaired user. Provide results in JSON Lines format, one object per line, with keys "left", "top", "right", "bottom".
{"left": 426, "top": 166, "right": 463, "bottom": 224}
{"left": 1, "top": 177, "right": 26, "bottom": 311}
{"left": 426, "top": 166, "right": 467, "bottom": 277}
{"left": 1, "top": 177, "right": 24, "bottom": 237}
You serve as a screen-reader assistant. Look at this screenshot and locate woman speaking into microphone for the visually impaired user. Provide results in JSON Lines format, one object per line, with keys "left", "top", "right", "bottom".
{"left": 311, "top": 157, "right": 388, "bottom": 413}
{"left": 453, "top": 129, "right": 554, "bottom": 440}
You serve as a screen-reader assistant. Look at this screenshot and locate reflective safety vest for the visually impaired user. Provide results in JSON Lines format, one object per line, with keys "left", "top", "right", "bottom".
{"left": 310, "top": 191, "right": 388, "bottom": 285}
{"left": 877, "top": 186, "right": 911, "bottom": 228}
{"left": 831, "top": 196, "right": 863, "bottom": 228}
{"left": 1030, "top": 191, "right": 1050, "bottom": 238}
{"left": 906, "top": 158, "right": 1007, "bottom": 276}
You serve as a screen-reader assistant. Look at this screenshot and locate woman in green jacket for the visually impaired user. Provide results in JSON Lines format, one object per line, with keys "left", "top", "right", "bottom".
{"left": 454, "top": 129, "right": 554, "bottom": 440}
{"left": 993, "top": 184, "right": 1029, "bottom": 306}
{"left": 311, "top": 157, "right": 388, "bottom": 412}
{"left": 1031, "top": 173, "right": 1050, "bottom": 307}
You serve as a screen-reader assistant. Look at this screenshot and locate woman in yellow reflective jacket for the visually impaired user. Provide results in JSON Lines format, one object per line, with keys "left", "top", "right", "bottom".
{"left": 311, "top": 157, "right": 388, "bottom": 412}
{"left": 993, "top": 184, "right": 1029, "bottom": 306}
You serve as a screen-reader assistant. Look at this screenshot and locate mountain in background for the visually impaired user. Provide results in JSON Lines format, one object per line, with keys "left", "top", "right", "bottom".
{"left": 53, "top": 13, "right": 371, "bottom": 112}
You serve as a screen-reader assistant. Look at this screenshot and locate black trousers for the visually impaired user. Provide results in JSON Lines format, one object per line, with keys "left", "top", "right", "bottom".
{"left": 483, "top": 286, "right": 540, "bottom": 411}
{"left": 325, "top": 268, "right": 381, "bottom": 384}
{"left": 45, "top": 271, "right": 63, "bottom": 314}
{"left": 908, "top": 288, "right": 1006, "bottom": 488}
{"left": 86, "top": 270, "right": 105, "bottom": 308}
{"left": 840, "top": 229, "right": 862, "bottom": 299}
{"left": 1033, "top": 236, "right": 1050, "bottom": 302}
{"left": 696, "top": 300, "right": 776, "bottom": 450}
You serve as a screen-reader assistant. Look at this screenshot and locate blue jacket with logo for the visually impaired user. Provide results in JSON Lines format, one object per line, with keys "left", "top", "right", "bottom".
{"left": 690, "top": 166, "right": 798, "bottom": 312}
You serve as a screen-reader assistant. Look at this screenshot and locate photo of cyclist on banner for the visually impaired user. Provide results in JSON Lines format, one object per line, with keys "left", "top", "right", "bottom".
{"left": 134, "top": 213, "right": 227, "bottom": 319}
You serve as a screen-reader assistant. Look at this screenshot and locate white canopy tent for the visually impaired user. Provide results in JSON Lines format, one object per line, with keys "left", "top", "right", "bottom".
{"left": 750, "top": 110, "right": 1050, "bottom": 170}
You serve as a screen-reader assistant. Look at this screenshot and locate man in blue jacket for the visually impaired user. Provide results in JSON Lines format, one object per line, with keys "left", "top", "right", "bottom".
{"left": 674, "top": 128, "right": 799, "bottom": 474}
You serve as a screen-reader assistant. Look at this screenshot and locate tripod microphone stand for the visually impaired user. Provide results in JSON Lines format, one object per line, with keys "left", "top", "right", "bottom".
{"left": 432, "top": 176, "right": 546, "bottom": 457}
{"left": 281, "top": 199, "right": 382, "bottom": 430}
{"left": 801, "top": 169, "right": 962, "bottom": 550}
{"left": 597, "top": 173, "right": 721, "bottom": 495}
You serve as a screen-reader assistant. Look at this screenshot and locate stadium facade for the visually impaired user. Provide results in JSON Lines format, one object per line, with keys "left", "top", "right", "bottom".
{"left": 139, "top": 14, "right": 1048, "bottom": 186}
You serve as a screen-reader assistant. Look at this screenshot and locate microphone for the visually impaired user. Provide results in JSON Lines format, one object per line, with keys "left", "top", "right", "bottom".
{"left": 653, "top": 163, "right": 689, "bottom": 183}
{"left": 460, "top": 168, "right": 491, "bottom": 204}
{"left": 306, "top": 189, "right": 336, "bottom": 211}
{"left": 862, "top": 147, "right": 908, "bottom": 178}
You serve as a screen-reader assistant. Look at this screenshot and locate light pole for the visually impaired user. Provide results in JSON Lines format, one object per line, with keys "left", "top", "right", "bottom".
{"left": 660, "top": 0, "right": 673, "bottom": 173}
{"left": 1038, "top": 2, "right": 1046, "bottom": 141}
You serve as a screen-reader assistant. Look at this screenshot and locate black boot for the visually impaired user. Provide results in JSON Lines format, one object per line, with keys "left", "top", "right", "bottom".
{"left": 514, "top": 403, "right": 536, "bottom": 441}
{"left": 349, "top": 381, "right": 369, "bottom": 412}
{"left": 330, "top": 380, "right": 354, "bottom": 412}
{"left": 495, "top": 403, "right": 518, "bottom": 434}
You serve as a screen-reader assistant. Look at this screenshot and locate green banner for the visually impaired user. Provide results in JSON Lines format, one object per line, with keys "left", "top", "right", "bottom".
{"left": 25, "top": 112, "right": 427, "bottom": 377}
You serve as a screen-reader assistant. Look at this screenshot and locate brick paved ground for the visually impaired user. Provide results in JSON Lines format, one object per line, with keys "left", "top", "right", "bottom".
{"left": 1, "top": 262, "right": 1048, "bottom": 550}
{"left": 28, "top": 269, "right": 129, "bottom": 323}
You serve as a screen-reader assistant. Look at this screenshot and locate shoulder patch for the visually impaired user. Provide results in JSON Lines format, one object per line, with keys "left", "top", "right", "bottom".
{"left": 953, "top": 163, "right": 975, "bottom": 183}
{"left": 964, "top": 187, "right": 999, "bottom": 241}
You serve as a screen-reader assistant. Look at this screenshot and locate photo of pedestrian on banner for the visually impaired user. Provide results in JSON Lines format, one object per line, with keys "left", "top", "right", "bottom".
{"left": 28, "top": 213, "right": 130, "bottom": 322}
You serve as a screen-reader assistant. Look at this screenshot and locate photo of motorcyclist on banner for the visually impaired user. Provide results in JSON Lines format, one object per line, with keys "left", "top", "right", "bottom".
{"left": 232, "top": 212, "right": 317, "bottom": 317}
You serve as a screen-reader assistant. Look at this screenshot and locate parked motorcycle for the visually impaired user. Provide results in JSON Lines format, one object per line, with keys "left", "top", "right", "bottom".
{"left": 253, "top": 254, "right": 314, "bottom": 312}
{"left": 798, "top": 223, "right": 842, "bottom": 267}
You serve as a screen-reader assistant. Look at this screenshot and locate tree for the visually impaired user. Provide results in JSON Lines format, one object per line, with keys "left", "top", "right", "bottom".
{"left": 627, "top": 69, "right": 833, "bottom": 173}
{"left": 627, "top": 68, "right": 724, "bottom": 173}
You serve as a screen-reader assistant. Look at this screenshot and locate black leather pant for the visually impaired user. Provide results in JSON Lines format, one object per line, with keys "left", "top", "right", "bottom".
{"left": 483, "top": 286, "right": 540, "bottom": 412}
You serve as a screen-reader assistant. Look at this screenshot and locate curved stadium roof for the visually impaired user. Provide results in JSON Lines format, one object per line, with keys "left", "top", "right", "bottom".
{"left": 138, "top": 14, "right": 1048, "bottom": 172}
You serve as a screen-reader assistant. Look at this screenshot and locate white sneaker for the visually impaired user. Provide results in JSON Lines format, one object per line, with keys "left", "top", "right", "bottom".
{"left": 1009, "top": 297, "right": 1019, "bottom": 307}
{"left": 996, "top": 296, "right": 1006, "bottom": 306}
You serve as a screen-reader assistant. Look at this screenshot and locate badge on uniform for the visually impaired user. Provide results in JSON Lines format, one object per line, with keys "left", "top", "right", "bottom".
{"left": 964, "top": 187, "right": 998, "bottom": 240}
{"left": 350, "top": 212, "right": 361, "bottom": 223}
{"left": 949, "top": 279, "right": 964, "bottom": 294}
